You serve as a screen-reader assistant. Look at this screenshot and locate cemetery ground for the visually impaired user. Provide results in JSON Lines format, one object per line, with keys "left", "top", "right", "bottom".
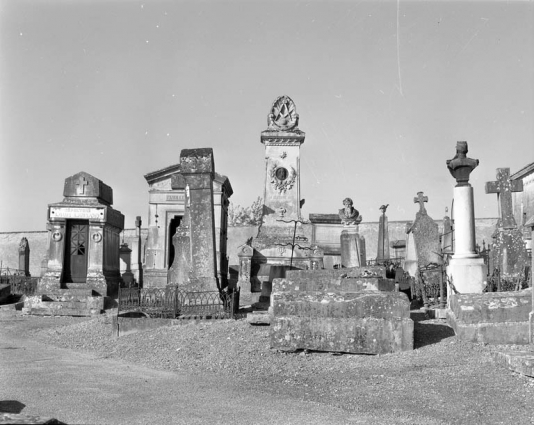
{"left": 1, "top": 313, "right": 534, "bottom": 425}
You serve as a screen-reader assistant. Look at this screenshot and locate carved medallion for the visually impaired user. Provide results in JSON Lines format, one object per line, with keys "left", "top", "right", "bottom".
{"left": 267, "top": 96, "right": 299, "bottom": 131}
{"left": 270, "top": 163, "right": 296, "bottom": 193}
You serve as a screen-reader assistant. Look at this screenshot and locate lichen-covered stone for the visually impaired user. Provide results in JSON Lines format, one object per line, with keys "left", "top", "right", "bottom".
{"left": 271, "top": 316, "right": 413, "bottom": 354}
{"left": 447, "top": 289, "right": 532, "bottom": 344}
{"left": 449, "top": 289, "right": 532, "bottom": 324}
{"left": 272, "top": 276, "right": 395, "bottom": 294}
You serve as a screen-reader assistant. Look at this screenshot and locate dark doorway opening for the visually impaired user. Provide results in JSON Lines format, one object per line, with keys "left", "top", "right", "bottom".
{"left": 64, "top": 219, "right": 89, "bottom": 283}
{"left": 168, "top": 215, "right": 182, "bottom": 268}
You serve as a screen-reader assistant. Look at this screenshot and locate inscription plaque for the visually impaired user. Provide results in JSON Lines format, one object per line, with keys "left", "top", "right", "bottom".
{"left": 50, "top": 207, "right": 105, "bottom": 220}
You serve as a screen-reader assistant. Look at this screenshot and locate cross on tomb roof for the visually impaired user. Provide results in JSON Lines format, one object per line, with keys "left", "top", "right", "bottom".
{"left": 76, "top": 176, "right": 88, "bottom": 195}
{"left": 485, "top": 167, "right": 523, "bottom": 229}
{"left": 414, "top": 192, "right": 428, "bottom": 214}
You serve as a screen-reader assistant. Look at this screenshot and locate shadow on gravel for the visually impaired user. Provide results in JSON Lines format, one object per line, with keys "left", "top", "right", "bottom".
{"left": 412, "top": 312, "right": 455, "bottom": 349}
{"left": 0, "top": 400, "right": 25, "bottom": 414}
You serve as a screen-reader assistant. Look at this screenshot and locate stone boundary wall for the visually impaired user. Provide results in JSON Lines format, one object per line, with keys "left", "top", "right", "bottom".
{"left": 0, "top": 218, "right": 498, "bottom": 278}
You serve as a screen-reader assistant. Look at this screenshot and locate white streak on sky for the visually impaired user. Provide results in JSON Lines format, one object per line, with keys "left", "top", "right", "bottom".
{"left": 396, "top": 0, "right": 403, "bottom": 97}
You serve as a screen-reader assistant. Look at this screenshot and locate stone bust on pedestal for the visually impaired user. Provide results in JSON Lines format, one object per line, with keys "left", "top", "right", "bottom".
{"left": 446, "top": 141, "right": 479, "bottom": 187}
{"left": 338, "top": 198, "right": 362, "bottom": 226}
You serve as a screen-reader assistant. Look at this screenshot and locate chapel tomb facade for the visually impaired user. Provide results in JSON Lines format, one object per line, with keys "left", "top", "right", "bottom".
{"left": 27, "top": 172, "right": 124, "bottom": 316}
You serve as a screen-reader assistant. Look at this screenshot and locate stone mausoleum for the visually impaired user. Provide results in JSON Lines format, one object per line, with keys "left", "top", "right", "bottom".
{"left": 39, "top": 171, "right": 124, "bottom": 297}
{"left": 143, "top": 150, "right": 233, "bottom": 288}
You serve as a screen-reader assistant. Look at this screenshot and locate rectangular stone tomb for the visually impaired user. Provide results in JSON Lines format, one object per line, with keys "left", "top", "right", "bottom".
{"left": 269, "top": 271, "right": 413, "bottom": 354}
{"left": 447, "top": 289, "right": 532, "bottom": 345}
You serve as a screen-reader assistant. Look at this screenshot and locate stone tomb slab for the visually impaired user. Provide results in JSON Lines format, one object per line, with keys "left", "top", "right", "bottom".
{"left": 447, "top": 289, "right": 532, "bottom": 344}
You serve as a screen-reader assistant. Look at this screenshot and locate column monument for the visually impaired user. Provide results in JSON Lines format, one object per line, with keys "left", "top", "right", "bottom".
{"left": 446, "top": 141, "right": 486, "bottom": 293}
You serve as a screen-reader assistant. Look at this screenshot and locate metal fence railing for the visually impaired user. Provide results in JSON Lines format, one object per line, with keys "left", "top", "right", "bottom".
{"left": 117, "top": 284, "right": 240, "bottom": 320}
{"left": 0, "top": 267, "right": 37, "bottom": 296}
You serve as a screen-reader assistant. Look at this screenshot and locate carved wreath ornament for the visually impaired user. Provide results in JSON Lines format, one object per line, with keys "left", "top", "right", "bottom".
{"left": 270, "top": 164, "right": 296, "bottom": 193}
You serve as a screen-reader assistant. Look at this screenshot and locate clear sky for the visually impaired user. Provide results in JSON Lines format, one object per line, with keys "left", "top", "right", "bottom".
{"left": 1, "top": 0, "right": 533, "bottom": 232}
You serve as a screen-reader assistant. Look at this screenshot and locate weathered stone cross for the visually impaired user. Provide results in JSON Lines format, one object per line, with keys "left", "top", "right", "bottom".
{"left": 485, "top": 168, "right": 523, "bottom": 229}
{"left": 414, "top": 191, "right": 428, "bottom": 214}
{"left": 76, "top": 176, "right": 88, "bottom": 195}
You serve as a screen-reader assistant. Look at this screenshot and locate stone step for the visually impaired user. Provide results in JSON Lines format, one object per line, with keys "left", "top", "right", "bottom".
{"left": 65, "top": 282, "right": 92, "bottom": 289}
{"left": 24, "top": 306, "right": 101, "bottom": 317}
{"left": 42, "top": 291, "right": 94, "bottom": 302}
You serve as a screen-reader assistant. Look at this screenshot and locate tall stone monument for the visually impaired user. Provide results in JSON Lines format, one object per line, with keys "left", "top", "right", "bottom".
{"left": 166, "top": 148, "right": 223, "bottom": 292}
{"left": 238, "top": 96, "right": 322, "bottom": 305}
{"left": 18, "top": 237, "right": 30, "bottom": 276}
{"left": 485, "top": 167, "right": 528, "bottom": 279}
{"left": 446, "top": 141, "right": 486, "bottom": 293}
{"left": 39, "top": 171, "right": 124, "bottom": 296}
{"left": 144, "top": 151, "right": 232, "bottom": 288}
{"left": 376, "top": 204, "right": 390, "bottom": 263}
{"left": 339, "top": 198, "right": 363, "bottom": 268}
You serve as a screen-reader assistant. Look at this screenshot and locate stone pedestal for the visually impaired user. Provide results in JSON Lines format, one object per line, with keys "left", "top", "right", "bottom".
{"left": 447, "top": 257, "right": 486, "bottom": 294}
{"left": 376, "top": 208, "right": 390, "bottom": 262}
{"left": 447, "top": 186, "right": 486, "bottom": 294}
{"left": 119, "top": 243, "right": 134, "bottom": 286}
{"left": 340, "top": 227, "right": 361, "bottom": 268}
{"left": 452, "top": 186, "right": 477, "bottom": 258}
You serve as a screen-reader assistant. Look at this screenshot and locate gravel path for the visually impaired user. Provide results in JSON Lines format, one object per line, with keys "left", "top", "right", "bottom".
{"left": 3, "top": 313, "right": 534, "bottom": 424}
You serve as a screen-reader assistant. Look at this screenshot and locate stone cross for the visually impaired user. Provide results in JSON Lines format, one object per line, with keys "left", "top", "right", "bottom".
{"left": 414, "top": 192, "right": 428, "bottom": 214}
{"left": 76, "top": 176, "right": 88, "bottom": 195}
{"left": 485, "top": 168, "right": 523, "bottom": 229}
